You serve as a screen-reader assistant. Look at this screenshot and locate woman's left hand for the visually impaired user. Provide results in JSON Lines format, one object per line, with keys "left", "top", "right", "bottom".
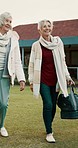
{"left": 67, "top": 78, "right": 75, "bottom": 86}
{"left": 20, "top": 81, "right": 25, "bottom": 91}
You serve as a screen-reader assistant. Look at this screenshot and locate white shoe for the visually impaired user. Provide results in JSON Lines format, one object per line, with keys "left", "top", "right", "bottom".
{"left": 46, "top": 133, "right": 55, "bottom": 143}
{"left": 0, "top": 127, "right": 8, "bottom": 137}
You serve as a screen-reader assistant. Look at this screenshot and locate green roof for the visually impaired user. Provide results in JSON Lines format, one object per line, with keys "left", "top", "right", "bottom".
{"left": 19, "top": 36, "right": 78, "bottom": 47}
{"left": 61, "top": 36, "right": 78, "bottom": 45}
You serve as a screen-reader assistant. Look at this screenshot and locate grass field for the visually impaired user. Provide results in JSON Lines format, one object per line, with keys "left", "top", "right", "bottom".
{"left": 0, "top": 85, "right": 78, "bottom": 148}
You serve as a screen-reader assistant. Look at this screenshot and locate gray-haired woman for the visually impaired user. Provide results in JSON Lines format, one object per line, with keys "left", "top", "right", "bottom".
{"left": 0, "top": 12, "right": 26, "bottom": 137}
{"left": 28, "top": 19, "right": 75, "bottom": 143}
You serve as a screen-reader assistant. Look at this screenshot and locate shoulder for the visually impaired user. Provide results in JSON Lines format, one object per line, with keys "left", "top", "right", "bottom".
{"left": 12, "top": 31, "right": 19, "bottom": 40}
{"left": 31, "top": 40, "right": 40, "bottom": 50}
{"left": 32, "top": 40, "right": 39, "bottom": 46}
{"left": 31, "top": 40, "right": 41, "bottom": 53}
{"left": 53, "top": 36, "right": 62, "bottom": 43}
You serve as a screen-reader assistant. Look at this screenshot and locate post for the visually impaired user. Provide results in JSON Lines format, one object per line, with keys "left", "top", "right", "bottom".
{"left": 21, "top": 47, "right": 24, "bottom": 67}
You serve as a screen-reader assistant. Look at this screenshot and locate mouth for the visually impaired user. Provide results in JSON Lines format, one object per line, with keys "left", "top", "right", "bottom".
{"left": 5, "top": 25, "right": 11, "bottom": 29}
{"left": 45, "top": 31, "right": 51, "bottom": 33}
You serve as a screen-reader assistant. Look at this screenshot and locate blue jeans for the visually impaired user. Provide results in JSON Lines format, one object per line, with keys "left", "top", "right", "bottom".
{"left": 0, "top": 70, "right": 10, "bottom": 128}
{"left": 40, "top": 83, "right": 58, "bottom": 134}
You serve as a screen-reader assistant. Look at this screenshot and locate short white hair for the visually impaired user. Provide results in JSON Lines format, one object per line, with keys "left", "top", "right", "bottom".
{"left": 0, "top": 12, "right": 12, "bottom": 27}
{"left": 37, "top": 19, "right": 53, "bottom": 30}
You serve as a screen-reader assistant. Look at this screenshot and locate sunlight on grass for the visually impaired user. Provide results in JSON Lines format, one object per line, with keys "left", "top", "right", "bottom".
{"left": 0, "top": 85, "right": 78, "bottom": 148}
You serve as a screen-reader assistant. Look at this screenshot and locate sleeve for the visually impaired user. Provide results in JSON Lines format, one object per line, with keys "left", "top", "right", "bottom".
{"left": 58, "top": 37, "right": 72, "bottom": 80}
{"left": 28, "top": 44, "right": 35, "bottom": 84}
{"left": 14, "top": 39, "right": 26, "bottom": 82}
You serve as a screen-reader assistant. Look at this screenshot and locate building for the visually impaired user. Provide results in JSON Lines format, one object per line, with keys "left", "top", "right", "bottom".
{"left": 13, "top": 19, "right": 78, "bottom": 80}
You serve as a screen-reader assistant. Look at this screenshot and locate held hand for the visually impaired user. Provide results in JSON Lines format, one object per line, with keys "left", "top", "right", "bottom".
{"left": 20, "top": 81, "right": 25, "bottom": 91}
{"left": 30, "top": 84, "right": 33, "bottom": 92}
{"left": 67, "top": 78, "right": 75, "bottom": 86}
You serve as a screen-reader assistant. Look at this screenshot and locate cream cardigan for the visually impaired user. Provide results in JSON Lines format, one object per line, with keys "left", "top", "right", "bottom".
{"left": 8, "top": 31, "right": 25, "bottom": 85}
{"left": 28, "top": 36, "right": 71, "bottom": 97}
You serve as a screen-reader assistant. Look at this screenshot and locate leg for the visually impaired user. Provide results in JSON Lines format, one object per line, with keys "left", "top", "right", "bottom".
{"left": 40, "top": 83, "right": 53, "bottom": 134}
{"left": 50, "top": 86, "right": 58, "bottom": 122}
{"left": 0, "top": 77, "right": 10, "bottom": 128}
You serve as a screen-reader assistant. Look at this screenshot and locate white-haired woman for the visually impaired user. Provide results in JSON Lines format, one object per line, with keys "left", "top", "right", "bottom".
{"left": 0, "top": 12, "right": 26, "bottom": 137}
{"left": 28, "top": 20, "right": 75, "bottom": 143}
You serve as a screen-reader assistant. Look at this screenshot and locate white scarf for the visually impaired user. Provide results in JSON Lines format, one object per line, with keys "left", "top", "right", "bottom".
{"left": 0, "top": 30, "right": 12, "bottom": 47}
{"left": 39, "top": 35, "right": 60, "bottom": 50}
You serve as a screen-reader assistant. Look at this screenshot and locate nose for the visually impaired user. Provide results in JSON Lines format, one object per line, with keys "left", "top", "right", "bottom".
{"left": 46, "top": 25, "right": 50, "bottom": 30}
{"left": 45, "top": 26, "right": 48, "bottom": 30}
{"left": 8, "top": 22, "right": 11, "bottom": 26}
{"left": 7, "top": 22, "right": 12, "bottom": 28}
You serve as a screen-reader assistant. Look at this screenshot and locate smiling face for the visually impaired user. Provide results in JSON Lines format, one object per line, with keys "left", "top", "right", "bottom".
{"left": 1, "top": 17, "right": 12, "bottom": 34}
{"left": 0, "top": 12, "right": 12, "bottom": 34}
{"left": 38, "top": 20, "right": 53, "bottom": 40}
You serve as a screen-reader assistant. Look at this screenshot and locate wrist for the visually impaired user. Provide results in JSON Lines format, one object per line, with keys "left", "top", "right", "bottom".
{"left": 20, "top": 80, "right": 25, "bottom": 83}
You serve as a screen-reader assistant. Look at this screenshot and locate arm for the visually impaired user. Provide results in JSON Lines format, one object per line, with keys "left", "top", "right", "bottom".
{"left": 28, "top": 44, "right": 35, "bottom": 91}
{"left": 59, "top": 38, "right": 75, "bottom": 85}
{"left": 14, "top": 38, "right": 26, "bottom": 90}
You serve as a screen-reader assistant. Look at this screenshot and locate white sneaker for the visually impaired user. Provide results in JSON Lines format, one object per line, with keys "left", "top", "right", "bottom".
{"left": 0, "top": 127, "right": 8, "bottom": 137}
{"left": 46, "top": 133, "right": 55, "bottom": 143}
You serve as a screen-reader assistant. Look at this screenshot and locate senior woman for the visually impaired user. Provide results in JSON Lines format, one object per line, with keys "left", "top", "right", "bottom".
{"left": 28, "top": 19, "right": 75, "bottom": 143}
{"left": 0, "top": 12, "right": 25, "bottom": 137}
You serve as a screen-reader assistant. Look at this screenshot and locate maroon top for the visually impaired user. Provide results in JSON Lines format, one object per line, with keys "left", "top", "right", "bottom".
{"left": 40, "top": 44, "right": 57, "bottom": 86}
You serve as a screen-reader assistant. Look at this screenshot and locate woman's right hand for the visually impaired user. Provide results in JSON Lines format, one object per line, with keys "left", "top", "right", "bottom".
{"left": 30, "top": 84, "right": 33, "bottom": 92}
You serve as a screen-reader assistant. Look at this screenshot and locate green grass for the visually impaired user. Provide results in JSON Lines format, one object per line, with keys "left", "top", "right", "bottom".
{"left": 0, "top": 86, "right": 78, "bottom": 148}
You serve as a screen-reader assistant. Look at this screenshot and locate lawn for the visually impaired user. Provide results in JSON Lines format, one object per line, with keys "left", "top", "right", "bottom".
{"left": 0, "top": 85, "right": 78, "bottom": 148}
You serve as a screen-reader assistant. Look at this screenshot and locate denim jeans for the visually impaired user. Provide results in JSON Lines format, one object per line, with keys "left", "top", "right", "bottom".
{"left": 40, "top": 83, "right": 58, "bottom": 134}
{"left": 0, "top": 70, "right": 10, "bottom": 128}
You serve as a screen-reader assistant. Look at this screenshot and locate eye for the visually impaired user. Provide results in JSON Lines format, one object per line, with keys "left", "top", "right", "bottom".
{"left": 5, "top": 19, "right": 12, "bottom": 24}
{"left": 5, "top": 19, "right": 8, "bottom": 22}
{"left": 10, "top": 20, "right": 12, "bottom": 24}
{"left": 48, "top": 25, "right": 51, "bottom": 27}
{"left": 43, "top": 25, "right": 46, "bottom": 28}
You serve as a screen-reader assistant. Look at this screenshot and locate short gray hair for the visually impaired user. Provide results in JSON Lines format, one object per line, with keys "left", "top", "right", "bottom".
{"left": 37, "top": 19, "right": 53, "bottom": 30}
{"left": 0, "top": 12, "right": 12, "bottom": 27}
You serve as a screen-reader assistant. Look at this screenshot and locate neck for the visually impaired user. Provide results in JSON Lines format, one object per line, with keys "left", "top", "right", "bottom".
{"left": 0, "top": 28, "right": 6, "bottom": 35}
{"left": 42, "top": 35, "right": 51, "bottom": 42}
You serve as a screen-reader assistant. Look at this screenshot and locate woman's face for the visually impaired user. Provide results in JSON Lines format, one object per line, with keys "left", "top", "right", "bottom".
{"left": 1, "top": 17, "right": 12, "bottom": 33}
{"left": 39, "top": 21, "right": 53, "bottom": 38}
